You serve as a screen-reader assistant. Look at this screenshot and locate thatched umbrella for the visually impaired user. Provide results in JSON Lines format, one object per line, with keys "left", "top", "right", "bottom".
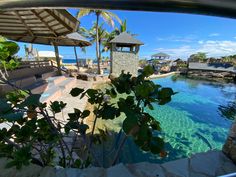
{"left": 0, "top": 9, "right": 91, "bottom": 75}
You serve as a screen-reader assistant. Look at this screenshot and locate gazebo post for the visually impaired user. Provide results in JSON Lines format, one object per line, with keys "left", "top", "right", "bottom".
{"left": 53, "top": 44, "right": 62, "bottom": 75}
{"left": 74, "top": 46, "right": 80, "bottom": 71}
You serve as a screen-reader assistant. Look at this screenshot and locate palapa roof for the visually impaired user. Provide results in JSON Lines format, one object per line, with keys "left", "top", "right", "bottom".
{"left": 0, "top": 9, "right": 90, "bottom": 46}
{"left": 152, "top": 52, "right": 170, "bottom": 58}
{"left": 110, "top": 32, "right": 144, "bottom": 45}
{"left": 66, "top": 32, "right": 91, "bottom": 47}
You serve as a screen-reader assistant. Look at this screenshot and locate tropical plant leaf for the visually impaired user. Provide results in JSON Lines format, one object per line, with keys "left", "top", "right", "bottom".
{"left": 70, "top": 88, "right": 84, "bottom": 97}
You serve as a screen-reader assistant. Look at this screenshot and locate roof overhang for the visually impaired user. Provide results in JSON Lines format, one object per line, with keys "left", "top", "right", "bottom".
{"left": 1, "top": 0, "right": 236, "bottom": 19}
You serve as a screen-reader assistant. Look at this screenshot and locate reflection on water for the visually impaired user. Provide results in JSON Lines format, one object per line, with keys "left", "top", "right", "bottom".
{"left": 97, "top": 75, "right": 235, "bottom": 164}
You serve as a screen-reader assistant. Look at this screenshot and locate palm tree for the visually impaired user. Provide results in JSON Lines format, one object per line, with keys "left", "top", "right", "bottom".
{"left": 79, "top": 23, "right": 109, "bottom": 71}
{"left": 77, "top": 9, "right": 121, "bottom": 74}
{"left": 103, "top": 20, "right": 129, "bottom": 53}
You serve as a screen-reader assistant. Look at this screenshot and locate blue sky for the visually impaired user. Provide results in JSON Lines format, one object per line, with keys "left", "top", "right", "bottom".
{"left": 17, "top": 9, "right": 236, "bottom": 60}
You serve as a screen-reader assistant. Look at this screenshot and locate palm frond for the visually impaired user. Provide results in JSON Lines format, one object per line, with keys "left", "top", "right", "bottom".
{"left": 100, "top": 12, "right": 115, "bottom": 27}
{"left": 105, "top": 11, "right": 122, "bottom": 25}
{"left": 77, "top": 9, "right": 93, "bottom": 19}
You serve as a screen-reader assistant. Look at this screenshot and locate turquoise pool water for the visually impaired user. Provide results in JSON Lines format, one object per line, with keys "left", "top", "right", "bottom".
{"left": 96, "top": 75, "right": 236, "bottom": 165}
{"left": 116, "top": 75, "right": 236, "bottom": 163}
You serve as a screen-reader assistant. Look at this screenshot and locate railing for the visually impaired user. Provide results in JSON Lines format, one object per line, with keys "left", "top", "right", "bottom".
{"left": 19, "top": 60, "right": 53, "bottom": 69}
{"left": 19, "top": 60, "right": 73, "bottom": 74}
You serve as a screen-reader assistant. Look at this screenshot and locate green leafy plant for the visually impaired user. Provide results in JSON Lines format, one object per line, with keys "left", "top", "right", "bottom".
{"left": 70, "top": 65, "right": 175, "bottom": 165}
{"left": 0, "top": 41, "right": 20, "bottom": 70}
{"left": 0, "top": 65, "right": 174, "bottom": 169}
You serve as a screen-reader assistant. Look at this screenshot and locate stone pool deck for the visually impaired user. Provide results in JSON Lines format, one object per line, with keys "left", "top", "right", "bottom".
{"left": 55, "top": 79, "right": 93, "bottom": 122}
{"left": 1, "top": 150, "right": 235, "bottom": 177}
{"left": 55, "top": 79, "right": 109, "bottom": 122}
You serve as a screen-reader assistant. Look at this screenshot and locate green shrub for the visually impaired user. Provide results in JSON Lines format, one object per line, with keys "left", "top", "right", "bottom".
{"left": 0, "top": 65, "right": 174, "bottom": 169}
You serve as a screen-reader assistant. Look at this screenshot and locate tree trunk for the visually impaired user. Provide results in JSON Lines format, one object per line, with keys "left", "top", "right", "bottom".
{"left": 53, "top": 45, "right": 62, "bottom": 75}
{"left": 99, "top": 40, "right": 102, "bottom": 74}
{"left": 96, "top": 13, "right": 101, "bottom": 74}
{"left": 74, "top": 46, "right": 80, "bottom": 72}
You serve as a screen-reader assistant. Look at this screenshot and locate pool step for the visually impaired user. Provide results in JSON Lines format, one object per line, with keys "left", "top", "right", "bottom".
{"left": 39, "top": 86, "right": 62, "bottom": 104}
{"left": 47, "top": 76, "right": 66, "bottom": 85}
{"left": 38, "top": 76, "right": 77, "bottom": 104}
{"left": 58, "top": 78, "right": 77, "bottom": 92}
{"left": 24, "top": 80, "right": 49, "bottom": 94}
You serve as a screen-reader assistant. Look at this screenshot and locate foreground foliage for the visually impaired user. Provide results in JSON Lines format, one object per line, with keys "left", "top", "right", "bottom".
{"left": 0, "top": 40, "right": 20, "bottom": 70}
{"left": 0, "top": 65, "right": 174, "bottom": 169}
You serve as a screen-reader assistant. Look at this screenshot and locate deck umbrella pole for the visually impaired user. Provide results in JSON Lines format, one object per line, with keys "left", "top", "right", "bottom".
{"left": 53, "top": 44, "right": 62, "bottom": 75}
{"left": 74, "top": 46, "right": 80, "bottom": 71}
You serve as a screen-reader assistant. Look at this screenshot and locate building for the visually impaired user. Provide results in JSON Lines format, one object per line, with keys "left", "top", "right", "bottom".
{"left": 38, "top": 51, "right": 63, "bottom": 61}
{"left": 151, "top": 52, "right": 170, "bottom": 60}
{"left": 110, "top": 32, "right": 144, "bottom": 76}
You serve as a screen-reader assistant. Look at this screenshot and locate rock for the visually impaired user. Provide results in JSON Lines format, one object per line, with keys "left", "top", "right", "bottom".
{"left": 65, "top": 168, "right": 82, "bottom": 177}
{"left": 0, "top": 158, "right": 18, "bottom": 177}
{"left": 220, "top": 160, "right": 236, "bottom": 175}
{"left": 15, "top": 164, "right": 42, "bottom": 177}
{"left": 106, "top": 163, "right": 135, "bottom": 177}
{"left": 93, "top": 76, "right": 103, "bottom": 82}
{"left": 77, "top": 74, "right": 89, "bottom": 81}
{"left": 39, "top": 166, "right": 56, "bottom": 177}
{"left": 81, "top": 167, "right": 105, "bottom": 177}
{"left": 229, "top": 123, "right": 236, "bottom": 138}
{"left": 229, "top": 145, "right": 236, "bottom": 163}
{"left": 0, "top": 158, "right": 42, "bottom": 177}
{"left": 223, "top": 122, "right": 236, "bottom": 163}
{"left": 189, "top": 150, "right": 223, "bottom": 177}
{"left": 109, "top": 73, "right": 118, "bottom": 80}
{"left": 54, "top": 168, "right": 67, "bottom": 177}
{"left": 223, "top": 138, "right": 233, "bottom": 155}
{"left": 126, "top": 162, "right": 165, "bottom": 177}
{"left": 161, "top": 158, "right": 189, "bottom": 177}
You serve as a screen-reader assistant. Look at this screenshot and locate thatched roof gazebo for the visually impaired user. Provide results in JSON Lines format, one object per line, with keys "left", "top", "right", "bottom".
{"left": 0, "top": 9, "right": 91, "bottom": 75}
{"left": 110, "top": 32, "right": 144, "bottom": 47}
{"left": 0, "top": 9, "right": 77, "bottom": 42}
{"left": 109, "top": 32, "right": 144, "bottom": 76}
{"left": 151, "top": 52, "right": 170, "bottom": 60}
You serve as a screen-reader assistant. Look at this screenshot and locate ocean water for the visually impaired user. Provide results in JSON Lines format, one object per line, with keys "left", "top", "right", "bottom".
{"left": 96, "top": 75, "right": 235, "bottom": 165}
{"left": 62, "top": 59, "right": 76, "bottom": 64}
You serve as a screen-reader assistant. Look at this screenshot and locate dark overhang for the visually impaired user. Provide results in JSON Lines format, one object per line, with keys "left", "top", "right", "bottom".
{"left": 1, "top": 0, "right": 236, "bottom": 19}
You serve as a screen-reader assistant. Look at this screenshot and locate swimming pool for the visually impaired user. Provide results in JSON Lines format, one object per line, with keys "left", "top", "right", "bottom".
{"left": 97, "top": 75, "right": 235, "bottom": 164}
{"left": 151, "top": 76, "right": 234, "bottom": 156}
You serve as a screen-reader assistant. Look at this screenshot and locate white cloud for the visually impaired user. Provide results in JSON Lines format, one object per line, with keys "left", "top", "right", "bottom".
{"left": 156, "top": 35, "right": 197, "bottom": 43}
{"left": 209, "top": 33, "right": 220, "bottom": 37}
{"left": 198, "top": 40, "right": 204, "bottom": 44}
{"left": 154, "top": 46, "right": 195, "bottom": 59}
{"left": 154, "top": 40, "right": 236, "bottom": 59}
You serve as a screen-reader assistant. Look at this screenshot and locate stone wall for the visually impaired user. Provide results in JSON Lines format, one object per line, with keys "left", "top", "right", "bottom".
{"left": 111, "top": 51, "right": 138, "bottom": 77}
{"left": 187, "top": 70, "right": 236, "bottom": 82}
{"left": 7, "top": 66, "right": 54, "bottom": 80}
{"left": 223, "top": 122, "right": 236, "bottom": 164}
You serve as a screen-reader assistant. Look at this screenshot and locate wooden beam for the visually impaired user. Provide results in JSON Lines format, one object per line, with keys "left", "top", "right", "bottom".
{"left": 44, "top": 9, "right": 73, "bottom": 32}
{"left": 14, "top": 10, "right": 34, "bottom": 36}
{"left": 31, "top": 10, "right": 58, "bottom": 37}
